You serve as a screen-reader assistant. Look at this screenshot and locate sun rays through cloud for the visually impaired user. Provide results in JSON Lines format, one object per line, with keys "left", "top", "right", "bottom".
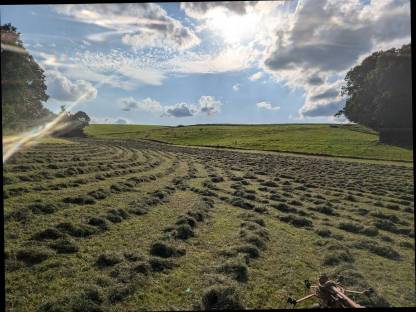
{"left": 205, "top": 10, "right": 260, "bottom": 44}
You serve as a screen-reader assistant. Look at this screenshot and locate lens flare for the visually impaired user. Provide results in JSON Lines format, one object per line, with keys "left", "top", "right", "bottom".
{"left": 2, "top": 72, "right": 113, "bottom": 163}
{"left": 1, "top": 43, "right": 28, "bottom": 54}
{"left": 3, "top": 114, "right": 72, "bottom": 163}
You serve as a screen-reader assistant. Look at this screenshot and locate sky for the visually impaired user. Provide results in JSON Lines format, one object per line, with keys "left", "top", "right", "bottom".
{"left": 0, "top": 1, "right": 411, "bottom": 126}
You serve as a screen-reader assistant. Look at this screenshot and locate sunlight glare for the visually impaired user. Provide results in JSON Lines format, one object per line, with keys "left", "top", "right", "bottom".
{"left": 2, "top": 64, "right": 113, "bottom": 163}
{"left": 206, "top": 11, "right": 260, "bottom": 44}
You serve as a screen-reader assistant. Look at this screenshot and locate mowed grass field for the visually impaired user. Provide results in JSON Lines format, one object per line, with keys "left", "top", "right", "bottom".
{"left": 4, "top": 135, "right": 415, "bottom": 311}
{"left": 85, "top": 124, "right": 413, "bottom": 162}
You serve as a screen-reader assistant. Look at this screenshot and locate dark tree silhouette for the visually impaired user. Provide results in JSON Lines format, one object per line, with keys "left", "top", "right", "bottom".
{"left": 72, "top": 111, "right": 91, "bottom": 124}
{"left": 1, "top": 23, "right": 53, "bottom": 131}
{"left": 336, "top": 44, "right": 412, "bottom": 147}
{"left": 53, "top": 110, "right": 91, "bottom": 137}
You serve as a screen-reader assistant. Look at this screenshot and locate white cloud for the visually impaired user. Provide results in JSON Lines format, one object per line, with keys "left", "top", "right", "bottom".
{"left": 81, "top": 39, "right": 91, "bottom": 46}
{"left": 54, "top": 3, "right": 200, "bottom": 50}
{"left": 163, "top": 102, "right": 197, "bottom": 118}
{"left": 256, "top": 101, "right": 280, "bottom": 111}
{"left": 115, "top": 117, "right": 129, "bottom": 124}
{"left": 182, "top": 1, "right": 285, "bottom": 56}
{"left": 36, "top": 51, "right": 77, "bottom": 69}
{"left": 120, "top": 97, "right": 163, "bottom": 112}
{"left": 180, "top": 2, "right": 257, "bottom": 19}
{"left": 168, "top": 45, "right": 258, "bottom": 74}
{"left": 232, "top": 83, "right": 240, "bottom": 91}
{"left": 249, "top": 71, "right": 263, "bottom": 81}
{"left": 35, "top": 50, "right": 166, "bottom": 90}
{"left": 162, "top": 95, "right": 223, "bottom": 118}
{"left": 299, "top": 80, "right": 344, "bottom": 117}
{"left": 120, "top": 95, "right": 223, "bottom": 118}
{"left": 171, "top": 1, "right": 287, "bottom": 79}
{"left": 116, "top": 63, "right": 165, "bottom": 86}
{"left": 299, "top": 101, "right": 344, "bottom": 117}
{"left": 91, "top": 116, "right": 131, "bottom": 124}
{"left": 46, "top": 70, "right": 97, "bottom": 102}
{"left": 67, "top": 44, "right": 257, "bottom": 88}
{"left": 37, "top": 44, "right": 257, "bottom": 91}
{"left": 34, "top": 4, "right": 271, "bottom": 91}
{"left": 198, "top": 95, "right": 222, "bottom": 115}
{"left": 263, "top": 0, "right": 411, "bottom": 118}
{"left": 121, "top": 22, "right": 199, "bottom": 50}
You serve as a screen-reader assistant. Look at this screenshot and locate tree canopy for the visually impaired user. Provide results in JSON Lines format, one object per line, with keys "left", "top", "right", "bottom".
{"left": 53, "top": 110, "right": 91, "bottom": 137}
{"left": 1, "top": 23, "right": 54, "bottom": 131}
{"left": 337, "top": 44, "right": 412, "bottom": 146}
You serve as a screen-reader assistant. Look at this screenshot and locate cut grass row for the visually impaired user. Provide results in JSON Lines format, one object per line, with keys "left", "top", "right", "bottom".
{"left": 4, "top": 138, "right": 415, "bottom": 310}
{"left": 5, "top": 157, "right": 192, "bottom": 311}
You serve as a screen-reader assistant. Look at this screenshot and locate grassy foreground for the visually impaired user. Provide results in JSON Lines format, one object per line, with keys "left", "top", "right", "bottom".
{"left": 4, "top": 138, "right": 415, "bottom": 310}
{"left": 85, "top": 124, "right": 413, "bottom": 162}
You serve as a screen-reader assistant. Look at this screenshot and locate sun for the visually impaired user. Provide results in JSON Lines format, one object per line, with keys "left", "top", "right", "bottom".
{"left": 206, "top": 11, "right": 260, "bottom": 44}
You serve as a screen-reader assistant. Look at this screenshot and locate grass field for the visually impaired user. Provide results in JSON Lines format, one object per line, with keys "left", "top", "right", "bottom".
{"left": 2, "top": 136, "right": 75, "bottom": 145}
{"left": 85, "top": 124, "right": 413, "bottom": 162}
{"left": 4, "top": 136, "right": 415, "bottom": 310}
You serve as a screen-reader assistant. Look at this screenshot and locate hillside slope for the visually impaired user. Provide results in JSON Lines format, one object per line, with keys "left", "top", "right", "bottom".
{"left": 85, "top": 124, "right": 413, "bottom": 162}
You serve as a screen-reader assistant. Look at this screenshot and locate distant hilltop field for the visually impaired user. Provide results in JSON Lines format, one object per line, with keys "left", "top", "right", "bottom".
{"left": 85, "top": 124, "right": 413, "bottom": 163}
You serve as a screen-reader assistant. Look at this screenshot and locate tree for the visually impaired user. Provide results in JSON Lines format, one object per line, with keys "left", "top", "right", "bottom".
{"left": 72, "top": 111, "right": 91, "bottom": 125}
{"left": 1, "top": 23, "right": 53, "bottom": 131}
{"left": 336, "top": 44, "right": 412, "bottom": 147}
{"left": 53, "top": 110, "right": 91, "bottom": 137}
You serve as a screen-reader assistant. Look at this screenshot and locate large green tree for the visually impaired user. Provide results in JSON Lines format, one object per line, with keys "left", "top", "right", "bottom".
{"left": 1, "top": 23, "right": 53, "bottom": 131}
{"left": 336, "top": 44, "right": 412, "bottom": 146}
